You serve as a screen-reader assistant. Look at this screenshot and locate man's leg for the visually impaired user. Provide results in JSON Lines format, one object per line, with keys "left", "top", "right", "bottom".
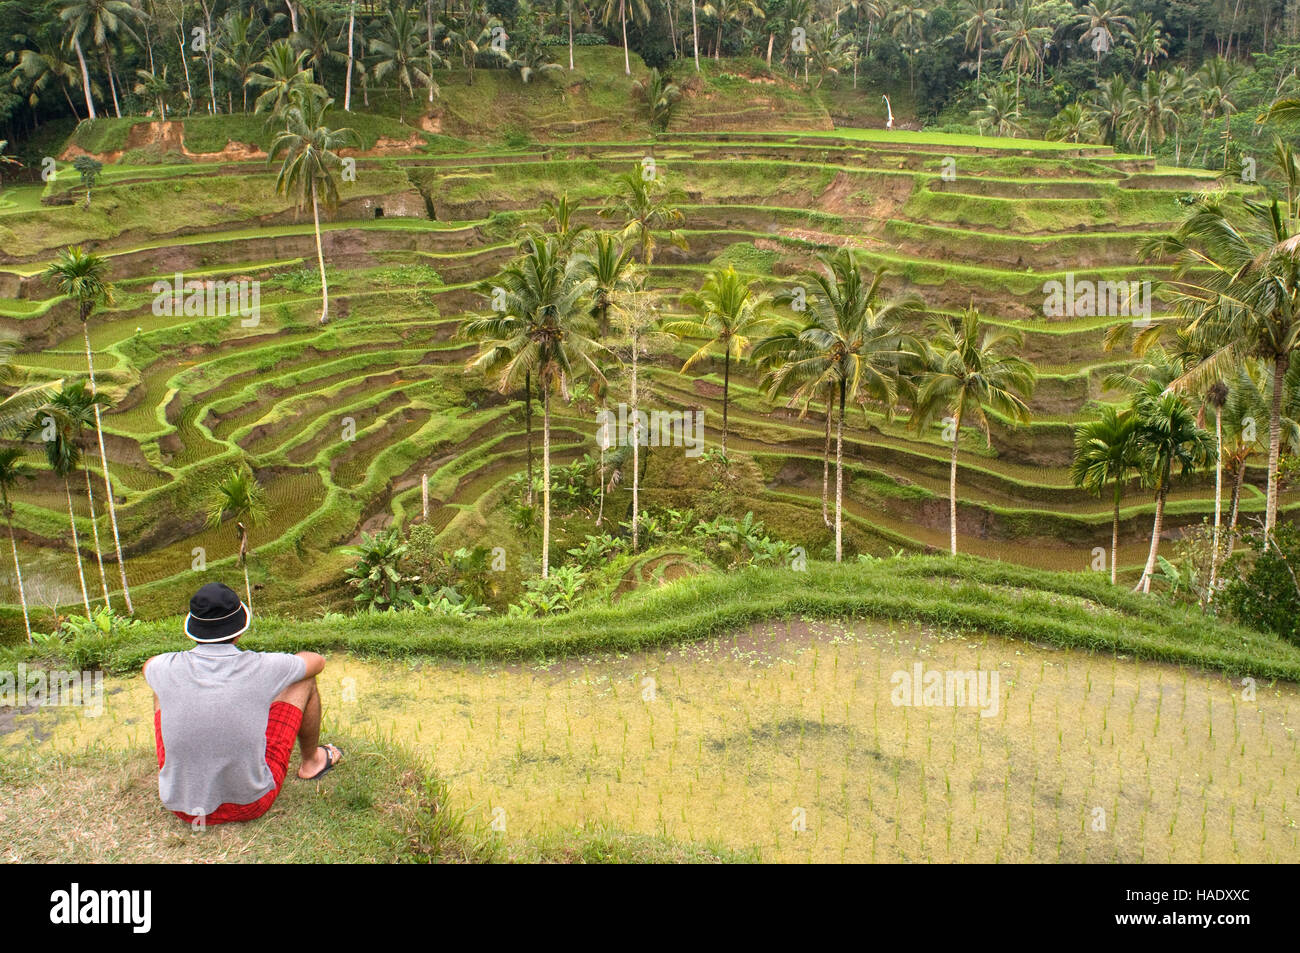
{"left": 273, "top": 677, "right": 339, "bottom": 779}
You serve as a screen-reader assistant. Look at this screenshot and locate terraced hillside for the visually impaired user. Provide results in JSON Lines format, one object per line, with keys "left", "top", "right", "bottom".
{"left": 0, "top": 111, "right": 1289, "bottom": 627}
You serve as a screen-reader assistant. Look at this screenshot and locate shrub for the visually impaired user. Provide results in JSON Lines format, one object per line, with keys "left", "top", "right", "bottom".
{"left": 1220, "top": 523, "right": 1300, "bottom": 645}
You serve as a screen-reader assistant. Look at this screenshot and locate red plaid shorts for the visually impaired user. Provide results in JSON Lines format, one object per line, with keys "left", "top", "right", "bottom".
{"left": 154, "top": 700, "right": 303, "bottom": 825}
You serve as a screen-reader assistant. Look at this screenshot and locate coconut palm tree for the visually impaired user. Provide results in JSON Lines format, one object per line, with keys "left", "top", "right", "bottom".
{"left": 972, "top": 83, "right": 1026, "bottom": 138}
{"left": 217, "top": 9, "right": 264, "bottom": 112}
{"left": 8, "top": 35, "right": 86, "bottom": 120}
{"left": 958, "top": 0, "right": 999, "bottom": 87}
{"left": 41, "top": 246, "right": 132, "bottom": 614}
{"left": 534, "top": 193, "right": 591, "bottom": 254}
{"left": 911, "top": 306, "right": 1036, "bottom": 556}
{"left": 763, "top": 249, "right": 921, "bottom": 562}
{"left": 269, "top": 89, "right": 360, "bottom": 326}
{"left": 44, "top": 380, "right": 113, "bottom": 607}
{"left": 1122, "top": 70, "right": 1178, "bottom": 156}
{"left": 58, "top": 0, "right": 146, "bottom": 119}
{"left": 1047, "top": 102, "right": 1100, "bottom": 144}
{"left": 702, "top": 0, "right": 763, "bottom": 61}
{"left": 0, "top": 448, "right": 35, "bottom": 642}
{"left": 1144, "top": 194, "right": 1300, "bottom": 540}
{"left": 1123, "top": 11, "right": 1167, "bottom": 76}
{"left": 579, "top": 231, "right": 639, "bottom": 336}
{"left": 205, "top": 464, "right": 267, "bottom": 614}
{"left": 600, "top": 168, "right": 688, "bottom": 267}
{"left": 1073, "top": 1, "right": 1131, "bottom": 75}
{"left": 601, "top": 0, "right": 650, "bottom": 74}
{"left": 1088, "top": 73, "right": 1134, "bottom": 148}
{"left": 465, "top": 237, "right": 606, "bottom": 576}
{"left": 249, "top": 39, "right": 324, "bottom": 116}
{"left": 1071, "top": 405, "right": 1142, "bottom": 584}
{"left": 1131, "top": 384, "right": 1212, "bottom": 593}
{"left": 370, "top": 2, "right": 437, "bottom": 121}
{"left": 663, "top": 266, "right": 775, "bottom": 454}
{"left": 24, "top": 397, "right": 92, "bottom": 616}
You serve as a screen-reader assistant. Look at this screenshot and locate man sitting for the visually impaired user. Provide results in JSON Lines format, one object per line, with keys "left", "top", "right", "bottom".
{"left": 143, "top": 582, "right": 343, "bottom": 825}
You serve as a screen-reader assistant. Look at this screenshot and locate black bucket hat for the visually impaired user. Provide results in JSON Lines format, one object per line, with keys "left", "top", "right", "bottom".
{"left": 184, "top": 582, "right": 251, "bottom": 643}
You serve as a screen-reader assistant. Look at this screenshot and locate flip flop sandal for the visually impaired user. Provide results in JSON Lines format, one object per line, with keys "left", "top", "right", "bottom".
{"left": 300, "top": 743, "right": 343, "bottom": 781}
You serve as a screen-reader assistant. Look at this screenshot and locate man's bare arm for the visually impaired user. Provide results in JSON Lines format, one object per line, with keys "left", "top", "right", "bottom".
{"left": 296, "top": 652, "right": 326, "bottom": 680}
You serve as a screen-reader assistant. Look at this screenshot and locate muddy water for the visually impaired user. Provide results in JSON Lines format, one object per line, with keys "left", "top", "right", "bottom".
{"left": 6, "top": 619, "right": 1298, "bottom": 862}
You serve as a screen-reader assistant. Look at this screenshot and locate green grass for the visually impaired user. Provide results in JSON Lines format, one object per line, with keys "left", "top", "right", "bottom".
{"left": 11, "top": 557, "right": 1298, "bottom": 680}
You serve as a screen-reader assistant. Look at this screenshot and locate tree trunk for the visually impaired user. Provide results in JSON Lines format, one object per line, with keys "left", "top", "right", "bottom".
{"left": 82, "top": 465, "right": 111, "bottom": 607}
{"left": 1137, "top": 487, "right": 1167, "bottom": 593}
{"left": 631, "top": 327, "right": 640, "bottom": 550}
{"left": 622, "top": 0, "right": 631, "bottom": 75}
{"left": 569, "top": 1, "right": 576, "bottom": 70}
{"left": 691, "top": 0, "right": 700, "bottom": 70}
{"left": 345, "top": 1, "right": 356, "bottom": 110}
{"left": 312, "top": 180, "right": 330, "bottom": 323}
{"left": 1227, "top": 457, "right": 1247, "bottom": 560}
{"left": 1209, "top": 405, "right": 1224, "bottom": 597}
{"left": 73, "top": 36, "right": 97, "bottom": 120}
{"left": 104, "top": 53, "right": 122, "bottom": 118}
{"left": 1265, "top": 352, "right": 1288, "bottom": 537}
{"left": 821, "top": 396, "right": 831, "bottom": 528}
{"left": 766, "top": 32, "right": 773, "bottom": 68}
{"left": 721, "top": 347, "right": 729, "bottom": 454}
{"left": 65, "top": 478, "right": 91, "bottom": 617}
{"left": 948, "top": 405, "right": 963, "bottom": 555}
{"left": 524, "top": 371, "right": 534, "bottom": 505}
{"left": 596, "top": 441, "right": 605, "bottom": 526}
{"left": 1110, "top": 484, "right": 1121, "bottom": 586}
{"left": 7, "top": 514, "right": 31, "bottom": 643}
{"left": 178, "top": 30, "right": 194, "bottom": 113}
{"left": 84, "top": 325, "right": 132, "bottom": 614}
{"left": 239, "top": 522, "right": 253, "bottom": 616}
{"left": 835, "top": 380, "right": 845, "bottom": 562}
{"left": 542, "top": 387, "right": 551, "bottom": 578}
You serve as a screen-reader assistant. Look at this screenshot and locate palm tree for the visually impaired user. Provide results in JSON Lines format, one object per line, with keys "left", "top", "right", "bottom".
{"left": 632, "top": 68, "right": 683, "bottom": 130}
{"left": 702, "top": 0, "right": 763, "bottom": 61}
{"left": 994, "top": 4, "right": 1049, "bottom": 107}
{"left": 1047, "top": 102, "right": 1100, "bottom": 144}
{"left": 1194, "top": 56, "right": 1238, "bottom": 170}
{"left": 601, "top": 0, "right": 651, "bottom": 74}
{"left": 534, "top": 193, "right": 590, "bottom": 254}
{"left": 1122, "top": 70, "right": 1177, "bottom": 156}
{"left": 972, "top": 83, "right": 1026, "bottom": 138}
{"left": 249, "top": 39, "right": 323, "bottom": 116}
{"left": 599, "top": 168, "right": 687, "bottom": 267}
{"left": 1071, "top": 405, "right": 1142, "bottom": 584}
{"left": 370, "top": 2, "right": 437, "bottom": 121}
{"left": 663, "top": 267, "right": 775, "bottom": 454}
{"left": 58, "top": 0, "right": 145, "bottom": 119}
{"left": 1131, "top": 384, "right": 1212, "bottom": 593}
{"left": 269, "top": 89, "right": 361, "bottom": 326}
{"left": 1145, "top": 195, "right": 1300, "bottom": 540}
{"left": 578, "top": 230, "right": 639, "bottom": 336}
{"left": 205, "top": 464, "right": 267, "bottom": 614}
{"left": 8, "top": 35, "right": 86, "bottom": 120}
{"left": 42, "top": 246, "right": 132, "bottom": 614}
{"left": 1088, "top": 73, "right": 1134, "bottom": 148}
{"left": 46, "top": 380, "right": 114, "bottom": 607}
{"left": 1073, "top": 1, "right": 1131, "bottom": 75}
{"left": 218, "top": 10, "right": 264, "bottom": 112}
{"left": 763, "top": 249, "right": 920, "bottom": 562}
{"left": 0, "top": 448, "right": 35, "bottom": 641}
{"left": 1123, "top": 11, "right": 1167, "bottom": 76}
{"left": 25, "top": 396, "right": 91, "bottom": 616}
{"left": 465, "top": 237, "right": 606, "bottom": 576}
{"left": 958, "top": 0, "right": 999, "bottom": 87}
{"left": 133, "top": 65, "right": 171, "bottom": 118}
{"left": 911, "top": 307, "right": 1035, "bottom": 556}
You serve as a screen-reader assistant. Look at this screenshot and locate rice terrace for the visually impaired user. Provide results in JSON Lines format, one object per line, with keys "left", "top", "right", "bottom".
{"left": 1, "top": 0, "right": 1299, "bottom": 875}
